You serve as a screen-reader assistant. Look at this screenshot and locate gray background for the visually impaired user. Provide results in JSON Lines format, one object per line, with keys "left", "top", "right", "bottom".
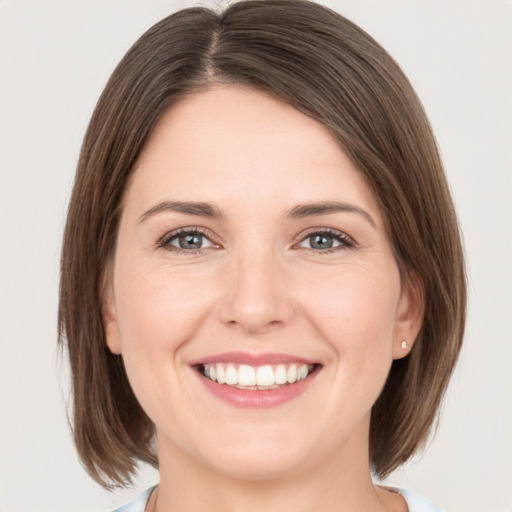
{"left": 0, "top": 0, "right": 511, "bottom": 511}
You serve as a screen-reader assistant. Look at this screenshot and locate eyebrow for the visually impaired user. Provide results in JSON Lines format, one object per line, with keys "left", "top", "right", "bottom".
{"left": 286, "top": 201, "right": 376, "bottom": 227}
{"left": 139, "top": 200, "right": 226, "bottom": 223}
{"left": 139, "top": 199, "right": 375, "bottom": 227}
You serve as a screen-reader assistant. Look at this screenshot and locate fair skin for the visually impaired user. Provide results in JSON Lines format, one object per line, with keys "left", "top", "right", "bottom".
{"left": 103, "top": 85, "right": 422, "bottom": 512}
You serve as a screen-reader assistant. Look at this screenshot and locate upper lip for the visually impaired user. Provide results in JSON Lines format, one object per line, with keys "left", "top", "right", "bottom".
{"left": 189, "top": 351, "right": 318, "bottom": 366}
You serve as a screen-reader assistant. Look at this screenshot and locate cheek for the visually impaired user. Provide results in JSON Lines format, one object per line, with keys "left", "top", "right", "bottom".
{"left": 113, "top": 263, "right": 215, "bottom": 356}
{"left": 111, "top": 261, "right": 217, "bottom": 421}
{"left": 305, "top": 265, "right": 400, "bottom": 366}
{"left": 304, "top": 267, "right": 400, "bottom": 420}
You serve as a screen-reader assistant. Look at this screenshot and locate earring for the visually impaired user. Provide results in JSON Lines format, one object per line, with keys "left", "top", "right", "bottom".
{"left": 401, "top": 340, "right": 407, "bottom": 350}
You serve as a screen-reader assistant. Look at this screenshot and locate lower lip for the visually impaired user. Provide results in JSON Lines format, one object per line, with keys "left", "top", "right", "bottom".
{"left": 195, "top": 367, "right": 320, "bottom": 409}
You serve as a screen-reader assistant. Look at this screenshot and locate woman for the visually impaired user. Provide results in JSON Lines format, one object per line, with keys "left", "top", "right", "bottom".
{"left": 58, "top": 1, "right": 466, "bottom": 511}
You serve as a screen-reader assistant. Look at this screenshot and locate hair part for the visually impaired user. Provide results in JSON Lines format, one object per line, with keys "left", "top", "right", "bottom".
{"left": 59, "top": 0, "right": 466, "bottom": 488}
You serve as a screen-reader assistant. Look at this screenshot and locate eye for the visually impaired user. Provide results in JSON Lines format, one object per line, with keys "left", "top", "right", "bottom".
{"left": 297, "top": 229, "right": 354, "bottom": 252}
{"left": 158, "top": 227, "right": 217, "bottom": 254}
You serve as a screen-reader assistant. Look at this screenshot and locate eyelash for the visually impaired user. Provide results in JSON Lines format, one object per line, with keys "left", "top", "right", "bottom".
{"left": 297, "top": 228, "right": 355, "bottom": 253}
{"left": 157, "top": 226, "right": 355, "bottom": 255}
{"left": 157, "top": 227, "right": 215, "bottom": 255}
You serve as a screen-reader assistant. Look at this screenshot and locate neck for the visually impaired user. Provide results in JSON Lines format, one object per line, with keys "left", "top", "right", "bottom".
{"left": 152, "top": 433, "right": 404, "bottom": 512}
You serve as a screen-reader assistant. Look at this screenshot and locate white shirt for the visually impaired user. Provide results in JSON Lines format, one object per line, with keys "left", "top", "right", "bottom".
{"left": 111, "top": 485, "right": 442, "bottom": 512}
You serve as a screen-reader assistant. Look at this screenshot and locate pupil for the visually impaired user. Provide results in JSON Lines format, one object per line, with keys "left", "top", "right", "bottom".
{"left": 311, "top": 234, "right": 332, "bottom": 249}
{"left": 179, "top": 234, "right": 202, "bottom": 250}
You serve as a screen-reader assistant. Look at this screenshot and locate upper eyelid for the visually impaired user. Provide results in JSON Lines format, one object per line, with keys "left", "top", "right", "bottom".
{"left": 158, "top": 226, "right": 219, "bottom": 246}
{"left": 294, "top": 227, "right": 354, "bottom": 245}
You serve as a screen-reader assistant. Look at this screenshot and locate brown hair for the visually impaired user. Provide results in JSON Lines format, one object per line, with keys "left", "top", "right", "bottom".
{"left": 59, "top": 0, "right": 466, "bottom": 488}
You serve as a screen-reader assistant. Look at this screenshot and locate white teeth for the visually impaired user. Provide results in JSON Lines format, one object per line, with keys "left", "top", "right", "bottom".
{"left": 238, "top": 364, "right": 256, "bottom": 386}
{"left": 297, "top": 365, "right": 309, "bottom": 381}
{"left": 275, "top": 364, "right": 287, "bottom": 385}
{"left": 256, "top": 365, "right": 274, "bottom": 386}
{"left": 202, "top": 362, "right": 315, "bottom": 388}
{"left": 287, "top": 364, "right": 297, "bottom": 384}
{"left": 226, "top": 364, "right": 238, "bottom": 385}
{"left": 216, "top": 364, "right": 226, "bottom": 384}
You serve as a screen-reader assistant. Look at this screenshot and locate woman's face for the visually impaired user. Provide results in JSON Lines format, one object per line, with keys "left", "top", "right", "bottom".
{"left": 104, "top": 86, "right": 421, "bottom": 480}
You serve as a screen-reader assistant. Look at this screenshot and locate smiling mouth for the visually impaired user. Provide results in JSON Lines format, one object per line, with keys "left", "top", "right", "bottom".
{"left": 196, "top": 362, "right": 320, "bottom": 390}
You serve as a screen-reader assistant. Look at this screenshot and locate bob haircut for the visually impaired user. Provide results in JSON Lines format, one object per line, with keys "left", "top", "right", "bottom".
{"left": 59, "top": 0, "right": 466, "bottom": 489}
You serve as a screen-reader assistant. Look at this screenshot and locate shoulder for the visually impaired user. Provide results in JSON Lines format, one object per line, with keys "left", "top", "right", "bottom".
{"left": 396, "top": 487, "right": 443, "bottom": 512}
{"left": 110, "top": 486, "right": 156, "bottom": 512}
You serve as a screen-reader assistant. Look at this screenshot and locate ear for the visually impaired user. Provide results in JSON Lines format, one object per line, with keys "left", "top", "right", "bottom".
{"left": 100, "top": 266, "right": 122, "bottom": 355}
{"left": 392, "top": 271, "right": 425, "bottom": 360}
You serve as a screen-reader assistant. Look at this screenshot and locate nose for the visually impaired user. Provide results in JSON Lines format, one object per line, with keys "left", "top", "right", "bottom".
{"left": 218, "top": 246, "right": 295, "bottom": 335}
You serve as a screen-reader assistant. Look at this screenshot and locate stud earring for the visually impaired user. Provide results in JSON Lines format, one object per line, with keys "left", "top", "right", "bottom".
{"left": 401, "top": 340, "right": 407, "bottom": 350}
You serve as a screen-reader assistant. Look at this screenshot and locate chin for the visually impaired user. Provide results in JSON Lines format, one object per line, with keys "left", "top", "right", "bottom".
{"left": 208, "top": 451, "right": 306, "bottom": 482}
{"left": 196, "top": 430, "right": 312, "bottom": 481}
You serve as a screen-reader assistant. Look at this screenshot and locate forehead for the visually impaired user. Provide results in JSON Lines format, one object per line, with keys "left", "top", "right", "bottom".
{"left": 125, "top": 86, "right": 382, "bottom": 223}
